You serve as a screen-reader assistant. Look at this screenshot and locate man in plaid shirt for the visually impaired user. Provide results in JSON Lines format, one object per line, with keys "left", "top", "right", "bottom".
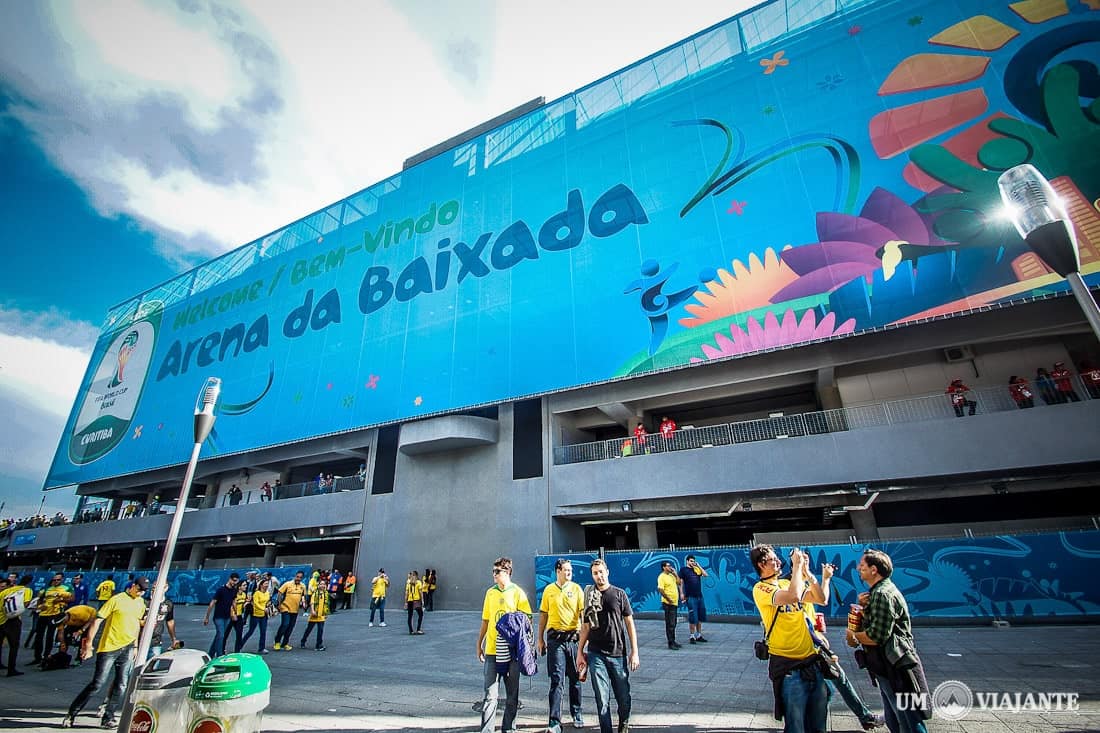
{"left": 846, "top": 550, "right": 929, "bottom": 733}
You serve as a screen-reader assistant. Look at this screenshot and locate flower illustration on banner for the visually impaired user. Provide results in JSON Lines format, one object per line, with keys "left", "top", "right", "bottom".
{"left": 680, "top": 247, "right": 798, "bottom": 328}
{"left": 760, "top": 51, "right": 789, "bottom": 75}
{"left": 772, "top": 187, "right": 949, "bottom": 302}
{"left": 817, "top": 73, "right": 845, "bottom": 91}
{"left": 848, "top": 25, "right": 862, "bottom": 36}
{"left": 414, "top": 396, "right": 423, "bottom": 406}
{"left": 365, "top": 374, "right": 379, "bottom": 389}
{"left": 690, "top": 309, "right": 856, "bottom": 362}
{"left": 727, "top": 200, "right": 747, "bottom": 215}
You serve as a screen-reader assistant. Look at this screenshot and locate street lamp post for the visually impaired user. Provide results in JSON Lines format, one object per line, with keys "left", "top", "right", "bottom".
{"left": 998, "top": 164, "right": 1100, "bottom": 341}
{"left": 132, "top": 377, "right": 221, "bottom": 666}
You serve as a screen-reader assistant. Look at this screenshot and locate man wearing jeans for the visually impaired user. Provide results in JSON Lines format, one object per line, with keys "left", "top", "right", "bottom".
{"left": 677, "top": 555, "right": 709, "bottom": 643}
{"left": 750, "top": 545, "right": 830, "bottom": 733}
{"left": 576, "top": 559, "right": 640, "bottom": 733}
{"left": 476, "top": 557, "right": 532, "bottom": 733}
{"left": 538, "top": 559, "right": 585, "bottom": 732}
{"left": 203, "top": 573, "right": 239, "bottom": 657}
{"left": 61, "top": 577, "right": 148, "bottom": 729}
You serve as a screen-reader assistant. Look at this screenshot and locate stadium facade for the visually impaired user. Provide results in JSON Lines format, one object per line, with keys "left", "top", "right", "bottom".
{"left": 7, "top": 0, "right": 1100, "bottom": 609}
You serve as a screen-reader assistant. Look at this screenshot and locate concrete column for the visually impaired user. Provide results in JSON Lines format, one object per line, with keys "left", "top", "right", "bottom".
{"left": 202, "top": 476, "right": 220, "bottom": 509}
{"left": 108, "top": 498, "right": 122, "bottom": 520}
{"left": 91, "top": 549, "right": 103, "bottom": 571}
{"left": 262, "top": 544, "right": 277, "bottom": 566}
{"left": 128, "top": 545, "right": 147, "bottom": 570}
{"left": 636, "top": 521, "right": 658, "bottom": 549}
{"left": 187, "top": 543, "right": 207, "bottom": 569}
{"left": 696, "top": 530, "right": 710, "bottom": 546}
{"left": 849, "top": 508, "right": 880, "bottom": 541}
{"left": 816, "top": 367, "right": 843, "bottom": 410}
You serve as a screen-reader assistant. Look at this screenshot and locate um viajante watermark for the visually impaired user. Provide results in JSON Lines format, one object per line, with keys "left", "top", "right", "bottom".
{"left": 895, "top": 680, "right": 1080, "bottom": 720}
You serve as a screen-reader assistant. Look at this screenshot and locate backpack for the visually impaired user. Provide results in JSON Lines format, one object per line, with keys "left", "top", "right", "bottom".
{"left": 42, "top": 650, "right": 72, "bottom": 670}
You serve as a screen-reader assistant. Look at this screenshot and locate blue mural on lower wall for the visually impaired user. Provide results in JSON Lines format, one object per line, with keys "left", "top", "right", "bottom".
{"left": 535, "top": 531, "right": 1100, "bottom": 620}
{"left": 19, "top": 565, "right": 312, "bottom": 605}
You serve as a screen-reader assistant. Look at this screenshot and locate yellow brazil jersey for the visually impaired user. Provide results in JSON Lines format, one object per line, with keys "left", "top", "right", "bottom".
{"left": 234, "top": 588, "right": 249, "bottom": 617}
{"left": 657, "top": 572, "right": 681, "bottom": 605}
{"left": 38, "top": 584, "right": 73, "bottom": 617}
{"left": 96, "top": 592, "right": 147, "bottom": 653}
{"left": 251, "top": 590, "right": 271, "bottom": 618}
{"left": 96, "top": 579, "right": 115, "bottom": 601}
{"left": 371, "top": 575, "right": 388, "bottom": 598}
{"left": 481, "top": 583, "right": 532, "bottom": 655}
{"left": 278, "top": 581, "right": 306, "bottom": 613}
{"left": 539, "top": 581, "right": 583, "bottom": 631}
{"left": 0, "top": 585, "right": 33, "bottom": 625}
{"left": 405, "top": 579, "right": 423, "bottom": 602}
{"left": 752, "top": 578, "right": 816, "bottom": 660}
{"left": 308, "top": 585, "right": 330, "bottom": 622}
{"left": 65, "top": 605, "right": 97, "bottom": 628}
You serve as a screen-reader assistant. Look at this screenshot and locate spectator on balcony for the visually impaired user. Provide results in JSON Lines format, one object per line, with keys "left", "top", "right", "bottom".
{"left": 358, "top": 463, "right": 367, "bottom": 483}
{"left": 326, "top": 473, "right": 335, "bottom": 491}
{"left": 148, "top": 497, "right": 161, "bottom": 515}
{"left": 632, "top": 423, "right": 649, "bottom": 454}
{"left": 659, "top": 416, "right": 676, "bottom": 440}
{"left": 273, "top": 479, "right": 282, "bottom": 499}
{"left": 1082, "top": 361, "right": 1100, "bottom": 400}
{"left": 260, "top": 481, "right": 273, "bottom": 502}
{"left": 1034, "top": 367, "right": 1057, "bottom": 405}
{"left": 228, "top": 484, "right": 243, "bottom": 506}
{"left": 315, "top": 472, "right": 326, "bottom": 495}
{"left": 1051, "top": 361, "right": 1081, "bottom": 403}
{"left": 945, "top": 378, "right": 976, "bottom": 417}
{"left": 1008, "top": 376, "right": 1035, "bottom": 409}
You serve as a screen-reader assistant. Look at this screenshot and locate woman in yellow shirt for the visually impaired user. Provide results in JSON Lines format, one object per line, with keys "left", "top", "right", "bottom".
{"left": 236, "top": 579, "right": 272, "bottom": 654}
{"left": 405, "top": 571, "right": 425, "bottom": 635}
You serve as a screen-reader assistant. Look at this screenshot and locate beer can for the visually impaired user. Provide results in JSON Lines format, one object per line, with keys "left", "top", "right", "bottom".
{"left": 847, "top": 603, "right": 863, "bottom": 632}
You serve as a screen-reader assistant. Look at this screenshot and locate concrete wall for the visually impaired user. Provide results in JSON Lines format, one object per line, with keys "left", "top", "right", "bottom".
{"left": 356, "top": 403, "right": 552, "bottom": 610}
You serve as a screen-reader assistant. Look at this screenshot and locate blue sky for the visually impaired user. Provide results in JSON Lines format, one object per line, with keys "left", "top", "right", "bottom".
{"left": 0, "top": 0, "right": 759, "bottom": 519}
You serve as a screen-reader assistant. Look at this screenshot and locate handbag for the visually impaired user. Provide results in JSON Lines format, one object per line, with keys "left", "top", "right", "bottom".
{"left": 816, "top": 650, "right": 842, "bottom": 680}
{"left": 754, "top": 607, "right": 781, "bottom": 661}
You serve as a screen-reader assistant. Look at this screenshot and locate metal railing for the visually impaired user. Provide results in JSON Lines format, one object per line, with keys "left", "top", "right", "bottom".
{"left": 553, "top": 375, "right": 1098, "bottom": 465}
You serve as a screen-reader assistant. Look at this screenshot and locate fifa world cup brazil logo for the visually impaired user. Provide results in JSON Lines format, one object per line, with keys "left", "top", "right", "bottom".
{"left": 108, "top": 331, "right": 140, "bottom": 388}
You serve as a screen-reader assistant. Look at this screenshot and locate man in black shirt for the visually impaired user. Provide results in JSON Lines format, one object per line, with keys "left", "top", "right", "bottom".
{"left": 203, "top": 574, "right": 239, "bottom": 657}
{"left": 145, "top": 582, "right": 178, "bottom": 659}
{"left": 576, "top": 559, "right": 640, "bottom": 733}
{"left": 677, "top": 555, "right": 708, "bottom": 643}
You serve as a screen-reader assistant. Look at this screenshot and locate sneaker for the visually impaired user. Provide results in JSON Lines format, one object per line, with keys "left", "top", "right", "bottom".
{"left": 258, "top": 649, "right": 270, "bottom": 655}
{"left": 861, "top": 714, "right": 887, "bottom": 730}
{"left": 573, "top": 714, "right": 585, "bottom": 728}
{"left": 101, "top": 717, "right": 118, "bottom": 729}
{"left": 6, "top": 669, "right": 24, "bottom": 677}
{"left": 415, "top": 630, "right": 424, "bottom": 635}
{"left": 272, "top": 643, "right": 282, "bottom": 650}
{"left": 368, "top": 622, "right": 374, "bottom": 627}
{"left": 617, "top": 723, "right": 629, "bottom": 733}
{"left": 379, "top": 622, "right": 387, "bottom": 627}
{"left": 316, "top": 646, "right": 326, "bottom": 651}
{"left": 696, "top": 636, "right": 708, "bottom": 643}
{"left": 97, "top": 703, "right": 107, "bottom": 718}
{"left": 668, "top": 642, "right": 682, "bottom": 650}
{"left": 60, "top": 715, "right": 74, "bottom": 728}
{"left": 282, "top": 644, "right": 293, "bottom": 650}
{"left": 689, "top": 637, "right": 696, "bottom": 644}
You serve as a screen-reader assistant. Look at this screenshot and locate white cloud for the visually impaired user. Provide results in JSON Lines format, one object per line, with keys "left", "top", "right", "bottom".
{"left": 1, "top": 0, "right": 762, "bottom": 258}
{"left": 0, "top": 324, "right": 93, "bottom": 419}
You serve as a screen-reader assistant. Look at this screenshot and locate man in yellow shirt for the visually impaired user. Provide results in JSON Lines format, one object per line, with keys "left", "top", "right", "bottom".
{"left": 477, "top": 556, "right": 531, "bottom": 733}
{"left": 94, "top": 575, "right": 116, "bottom": 609}
{"left": 0, "top": 574, "right": 34, "bottom": 676}
{"left": 32, "top": 572, "right": 72, "bottom": 665}
{"left": 538, "top": 559, "right": 585, "bottom": 732}
{"left": 657, "top": 561, "right": 683, "bottom": 650}
{"left": 53, "top": 604, "right": 97, "bottom": 662}
{"left": 749, "top": 545, "right": 829, "bottom": 732}
{"left": 61, "top": 576, "right": 149, "bottom": 729}
{"left": 273, "top": 570, "right": 306, "bottom": 650}
{"left": 368, "top": 568, "right": 388, "bottom": 627}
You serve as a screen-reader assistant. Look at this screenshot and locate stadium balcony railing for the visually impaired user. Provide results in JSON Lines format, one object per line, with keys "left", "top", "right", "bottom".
{"left": 553, "top": 375, "right": 1098, "bottom": 465}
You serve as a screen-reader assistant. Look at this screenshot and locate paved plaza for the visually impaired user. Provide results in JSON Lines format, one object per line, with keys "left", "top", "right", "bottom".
{"left": 1, "top": 608, "right": 1098, "bottom": 732}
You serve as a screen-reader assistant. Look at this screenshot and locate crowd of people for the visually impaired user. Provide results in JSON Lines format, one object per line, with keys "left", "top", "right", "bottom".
{"left": 947, "top": 360, "right": 1100, "bottom": 416}
{"left": 0, "top": 513, "right": 70, "bottom": 536}
{"left": 0, "top": 548, "right": 929, "bottom": 733}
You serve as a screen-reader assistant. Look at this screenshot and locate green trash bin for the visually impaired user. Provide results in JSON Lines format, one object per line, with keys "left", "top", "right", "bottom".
{"left": 186, "top": 653, "right": 271, "bottom": 733}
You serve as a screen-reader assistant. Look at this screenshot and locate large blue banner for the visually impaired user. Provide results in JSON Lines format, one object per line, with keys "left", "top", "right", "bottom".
{"left": 535, "top": 531, "right": 1100, "bottom": 620}
{"left": 47, "top": 0, "right": 1100, "bottom": 487}
{"left": 22, "top": 565, "right": 311, "bottom": 606}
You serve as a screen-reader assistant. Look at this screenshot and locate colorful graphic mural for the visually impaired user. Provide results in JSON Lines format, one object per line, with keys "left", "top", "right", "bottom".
{"left": 534, "top": 531, "right": 1100, "bottom": 620}
{"left": 21, "top": 565, "right": 312, "bottom": 606}
{"left": 47, "top": 0, "right": 1100, "bottom": 487}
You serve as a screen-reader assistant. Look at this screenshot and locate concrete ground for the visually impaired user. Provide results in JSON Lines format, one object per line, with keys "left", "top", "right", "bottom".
{"left": 1, "top": 607, "right": 1098, "bottom": 732}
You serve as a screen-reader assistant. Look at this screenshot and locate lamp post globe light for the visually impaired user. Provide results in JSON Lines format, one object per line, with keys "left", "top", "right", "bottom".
{"left": 132, "top": 376, "right": 221, "bottom": 667}
{"left": 997, "top": 164, "right": 1100, "bottom": 342}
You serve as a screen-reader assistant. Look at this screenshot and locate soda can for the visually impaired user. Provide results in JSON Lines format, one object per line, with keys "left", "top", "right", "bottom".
{"left": 847, "top": 604, "right": 863, "bottom": 632}
{"left": 814, "top": 612, "right": 826, "bottom": 633}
